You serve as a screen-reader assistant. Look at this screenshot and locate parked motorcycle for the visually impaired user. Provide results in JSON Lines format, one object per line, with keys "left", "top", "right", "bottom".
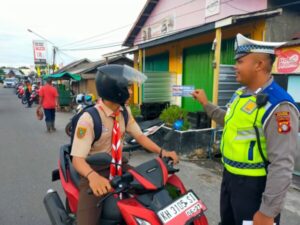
{"left": 21, "top": 89, "right": 39, "bottom": 105}
{"left": 65, "top": 93, "right": 94, "bottom": 137}
{"left": 43, "top": 144, "right": 209, "bottom": 225}
{"left": 17, "top": 85, "right": 24, "bottom": 99}
{"left": 123, "top": 118, "right": 165, "bottom": 153}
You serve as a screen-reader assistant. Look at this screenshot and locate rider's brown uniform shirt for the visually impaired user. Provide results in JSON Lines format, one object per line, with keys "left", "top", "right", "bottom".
{"left": 71, "top": 100, "right": 143, "bottom": 158}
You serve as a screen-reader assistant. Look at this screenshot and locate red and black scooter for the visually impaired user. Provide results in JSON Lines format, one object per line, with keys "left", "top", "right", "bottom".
{"left": 44, "top": 144, "right": 209, "bottom": 225}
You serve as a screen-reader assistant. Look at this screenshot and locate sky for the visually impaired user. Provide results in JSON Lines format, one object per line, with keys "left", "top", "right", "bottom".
{"left": 0, "top": 0, "right": 147, "bottom": 68}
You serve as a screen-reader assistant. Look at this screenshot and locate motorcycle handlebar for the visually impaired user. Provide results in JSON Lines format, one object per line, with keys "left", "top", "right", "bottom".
{"left": 87, "top": 157, "right": 179, "bottom": 196}
{"left": 87, "top": 172, "right": 133, "bottom": 195}
{"left": 162, "top": 157, "right": 180, "bottom": 174}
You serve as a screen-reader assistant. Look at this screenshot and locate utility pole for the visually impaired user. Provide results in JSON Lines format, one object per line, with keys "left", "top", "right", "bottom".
{"left": 52, "top": 47, "right": 57, "bottom": 74}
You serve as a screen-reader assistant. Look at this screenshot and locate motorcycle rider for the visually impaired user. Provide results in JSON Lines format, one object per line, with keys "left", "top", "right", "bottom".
{"left": 24, "top": 80, "right": 32, "bottom": 108}
{"left": 71, "top": 64, "right": 179, "bottom": 225}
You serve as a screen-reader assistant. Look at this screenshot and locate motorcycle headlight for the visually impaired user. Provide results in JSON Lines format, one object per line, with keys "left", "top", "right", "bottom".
{"left": 135, "top": 218, "right": 151, "bottom": 225}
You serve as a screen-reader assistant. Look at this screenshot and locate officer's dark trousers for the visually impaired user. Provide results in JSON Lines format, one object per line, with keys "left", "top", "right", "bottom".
{"left": 220, "top": 169, "right": 281, "bottom": 225}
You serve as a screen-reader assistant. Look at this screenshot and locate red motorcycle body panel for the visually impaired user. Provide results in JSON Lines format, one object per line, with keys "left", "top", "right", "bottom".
{"left": 167, "top": 174, "right": 187, "bottom": 194}
{"left": 57, "top": 156, "right": 209, "bottom": 225}
{"left": 58, "top": 160, "right": 79, "bottom": 213}
{"left": 118, "top": 198, "right": 161, "bottom": 225}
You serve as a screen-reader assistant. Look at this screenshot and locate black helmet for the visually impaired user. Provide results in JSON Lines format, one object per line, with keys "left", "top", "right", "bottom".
{"left": 96, "top": 64, "right": 147, "bottom": 105}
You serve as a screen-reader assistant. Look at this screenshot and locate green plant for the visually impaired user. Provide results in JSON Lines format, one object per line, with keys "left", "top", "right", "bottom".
{"left": 129, "top": 104, "right": 141, "bottom": 118}
{"left": 159, "top": 105, "right": 190, "bottom": 131}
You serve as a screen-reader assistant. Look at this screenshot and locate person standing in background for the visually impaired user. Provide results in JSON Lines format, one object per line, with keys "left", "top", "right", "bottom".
{"left": 24, "top": 80, "right": 32, "bottom": 108}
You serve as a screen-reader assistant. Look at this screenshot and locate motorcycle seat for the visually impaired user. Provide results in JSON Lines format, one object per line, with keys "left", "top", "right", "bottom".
{"left": 59, "top": 144, "right": 80, "bottom": 188}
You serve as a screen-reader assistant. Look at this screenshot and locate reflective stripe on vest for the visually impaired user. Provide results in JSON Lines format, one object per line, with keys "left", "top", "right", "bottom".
{"left": 221, "top": 90, "right": 270, "bottom": 176}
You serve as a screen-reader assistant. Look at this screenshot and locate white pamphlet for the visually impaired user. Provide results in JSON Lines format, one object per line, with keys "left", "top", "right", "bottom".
{"left": 242, "top": 221, "right": 276, "bottom": 225}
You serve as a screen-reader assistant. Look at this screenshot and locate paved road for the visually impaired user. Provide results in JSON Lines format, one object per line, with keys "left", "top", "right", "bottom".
{"left": 0, "top": 86, "right": 299, "bottom": 225}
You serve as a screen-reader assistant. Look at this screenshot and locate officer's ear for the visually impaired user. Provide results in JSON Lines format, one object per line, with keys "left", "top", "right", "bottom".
{"left": 252, "top": 53, "right": 267, "bottom": 72}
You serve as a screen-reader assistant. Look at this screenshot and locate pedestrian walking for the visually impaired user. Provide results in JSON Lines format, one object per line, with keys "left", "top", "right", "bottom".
{"left": 38, "top": 78, "right": 59, "bottom": 132}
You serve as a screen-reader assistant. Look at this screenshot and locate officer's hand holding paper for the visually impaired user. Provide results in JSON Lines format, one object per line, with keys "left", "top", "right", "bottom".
{"left": 242, "top": 221, "right": 276, "bottom": 225}
{"left": 192, "top": 89, "right": 208, "bottom": 106}
{"left": 172, "top": 85, "right": 195, "bottom": 97}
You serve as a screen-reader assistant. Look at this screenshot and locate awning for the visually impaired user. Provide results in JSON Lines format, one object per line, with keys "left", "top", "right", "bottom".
{"left": 43, "top": 72, "right": 81, "bottom": 81}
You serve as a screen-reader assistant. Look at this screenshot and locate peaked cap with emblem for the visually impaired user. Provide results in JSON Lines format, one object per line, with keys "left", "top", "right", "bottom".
{"left": 234, "top": 33, "right": 286, "bottom": 60}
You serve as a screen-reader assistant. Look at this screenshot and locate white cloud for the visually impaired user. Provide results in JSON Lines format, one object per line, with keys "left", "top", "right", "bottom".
{"left": 0, "top": 0, "right": 146, "bottom": 67}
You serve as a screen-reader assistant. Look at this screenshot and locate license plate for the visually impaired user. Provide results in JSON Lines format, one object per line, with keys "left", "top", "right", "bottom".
{"left": 157, "top": 191, "right": 207, "bottom": 225}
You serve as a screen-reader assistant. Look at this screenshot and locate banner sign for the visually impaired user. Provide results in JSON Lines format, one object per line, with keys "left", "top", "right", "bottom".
{"left": 273, "top": 47, "right": 300, "bottom": 74}
{"left": 33, "top": 40, "right": 47, "bottom": 65}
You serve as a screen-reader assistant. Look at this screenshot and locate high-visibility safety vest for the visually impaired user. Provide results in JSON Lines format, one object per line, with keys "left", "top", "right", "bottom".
{"left": 221, "top": 81, "right": 298, "bottom": 176}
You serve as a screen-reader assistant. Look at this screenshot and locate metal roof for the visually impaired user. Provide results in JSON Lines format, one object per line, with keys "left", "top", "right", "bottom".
{"left": 71, "top": 56, "right": 133, "bottom": 76}
{"left": 55, "top": 58, "right": 91, "bottom": 73}
{"left": 102, "top": 46, "right": 139, "bottom": 58}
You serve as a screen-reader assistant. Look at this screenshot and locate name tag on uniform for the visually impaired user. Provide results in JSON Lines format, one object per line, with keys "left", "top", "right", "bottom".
{"left": 241, "top": 100, "right": 257, "bottom": 114}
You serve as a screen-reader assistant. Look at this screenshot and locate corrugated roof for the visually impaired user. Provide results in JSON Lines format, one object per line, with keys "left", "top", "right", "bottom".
{"left": 71, "top": 56, "right": 133, "bottom": 75}
{"left": 55, "top": 58, "right": 91, "bottom": 73}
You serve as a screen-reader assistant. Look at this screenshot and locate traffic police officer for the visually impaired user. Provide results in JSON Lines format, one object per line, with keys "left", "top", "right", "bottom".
{"left": 71, "top": 64, "right": 179, "bottom": 225}
{"left": 192, "top": 34, "right": 299, "bottom": 225}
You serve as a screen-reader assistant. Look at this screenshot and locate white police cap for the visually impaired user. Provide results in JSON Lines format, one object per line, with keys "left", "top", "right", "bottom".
{"left": 234, "top": 33, "right": 285, "bottom": 59}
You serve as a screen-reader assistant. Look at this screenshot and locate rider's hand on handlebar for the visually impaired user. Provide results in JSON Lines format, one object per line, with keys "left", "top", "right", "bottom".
{"left": 162, "top": 150, "right": 179, "bottom": 164}
{"left": 88, "top": 172, "right": 112, "bottom": 197}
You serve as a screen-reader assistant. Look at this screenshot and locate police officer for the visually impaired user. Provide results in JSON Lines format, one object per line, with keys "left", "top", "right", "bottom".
{"left": 192, "top": 34, "right": 299, "bottom": 225}
{"left": 71, "top": 64, "right": 179, "bottom": 225}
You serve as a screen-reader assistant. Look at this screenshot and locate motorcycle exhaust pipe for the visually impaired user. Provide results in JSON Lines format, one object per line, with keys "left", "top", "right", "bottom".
{"left": 43, "top": 189, "right": 73, "bottom": 225}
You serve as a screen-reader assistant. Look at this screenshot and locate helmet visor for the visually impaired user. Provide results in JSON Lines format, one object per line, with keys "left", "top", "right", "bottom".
{"left": 123, "top": 65, "right": 147, "bottom": 85}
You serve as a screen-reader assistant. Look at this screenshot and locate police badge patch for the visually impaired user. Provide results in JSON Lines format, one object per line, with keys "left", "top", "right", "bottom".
{"left": 77, "top": 126, "right": 87, "bottom": 139}
{"left": 241, "top": 100, "right": 257, "bottom": 114}
{"left": 275, "top": 111, "right": 291, "bottom": 134}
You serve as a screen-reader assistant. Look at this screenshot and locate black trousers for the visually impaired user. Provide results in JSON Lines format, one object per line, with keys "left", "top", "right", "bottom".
{"left": 220, "top": 169, "right": 281, "bottom": 225}
{"left": 25, "top": 92, "right": 32, "bottom": 107}
{"left": 43, "top": 108, "right": 56, "bottom": 122}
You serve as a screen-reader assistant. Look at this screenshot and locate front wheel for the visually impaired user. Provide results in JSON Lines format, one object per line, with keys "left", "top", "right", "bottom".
{"left": 22, "top": 98, "right": 27, "bottom": 105}
{"left": 65, "top": 122, "right": 72, "bottom": 137}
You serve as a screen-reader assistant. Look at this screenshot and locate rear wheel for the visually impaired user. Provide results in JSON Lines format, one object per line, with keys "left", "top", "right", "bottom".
{"left": 65, "top": 122, "right": 72, "bottom": 137}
